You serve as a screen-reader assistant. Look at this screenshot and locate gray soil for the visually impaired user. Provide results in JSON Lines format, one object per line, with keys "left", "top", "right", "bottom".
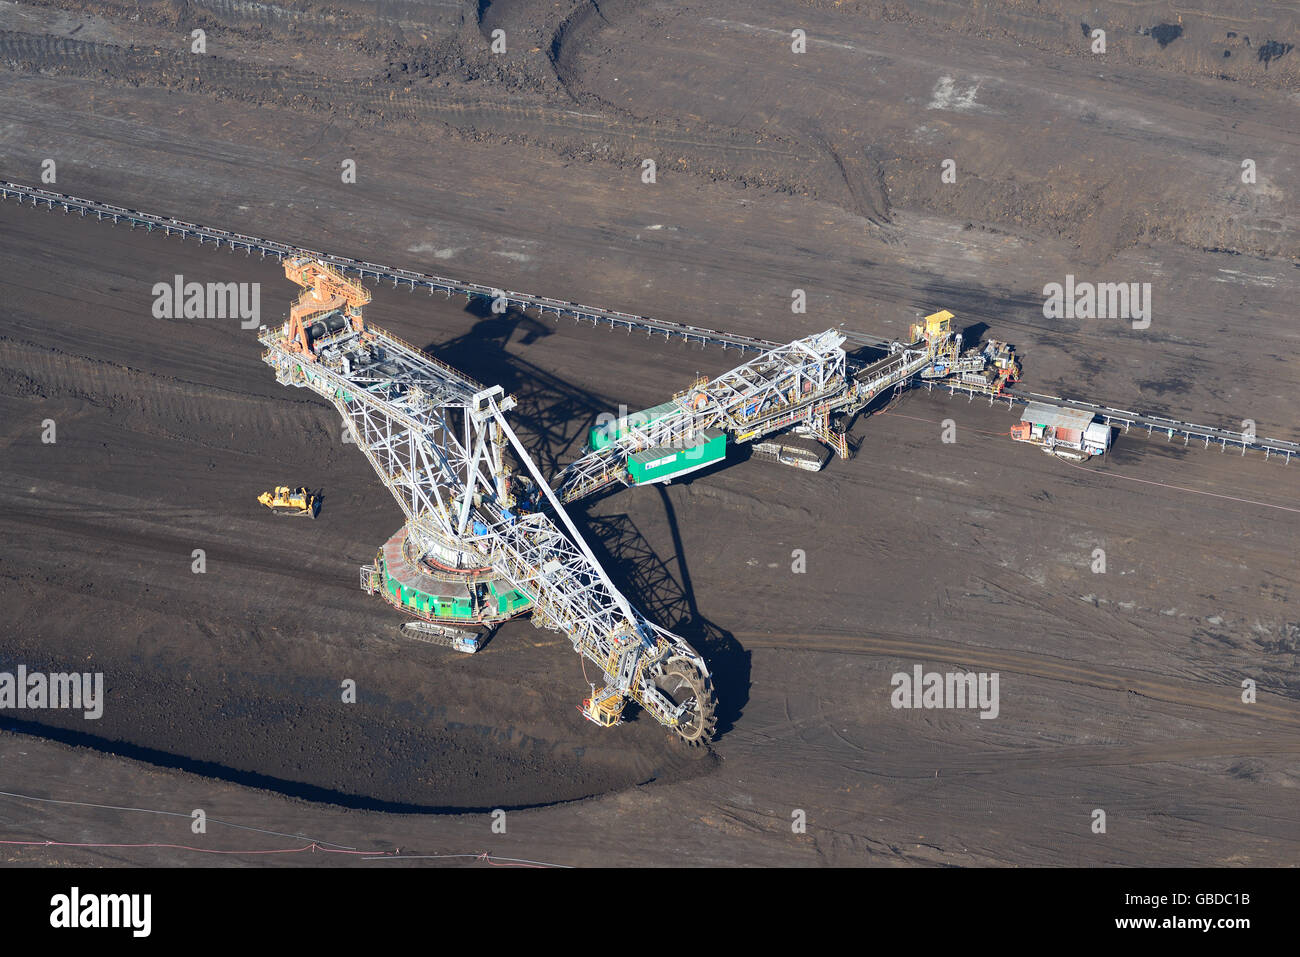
{"left": 0, "top": 0, "right": 1297, "bottom": 866}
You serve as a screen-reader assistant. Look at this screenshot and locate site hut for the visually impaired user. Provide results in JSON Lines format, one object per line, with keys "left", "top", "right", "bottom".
{"left": 1013, "top": 401, "right": 1111, "bottom": 456}
{"left": 626, "top": 429, "right": 728, "bottom": 485}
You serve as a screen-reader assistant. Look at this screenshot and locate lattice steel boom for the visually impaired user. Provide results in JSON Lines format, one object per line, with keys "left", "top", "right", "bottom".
{"left": 553, "top": 315, "right": 976, "bottom": 503}
{"left": 259, "top": 258, "right": 716, "bottom": 742}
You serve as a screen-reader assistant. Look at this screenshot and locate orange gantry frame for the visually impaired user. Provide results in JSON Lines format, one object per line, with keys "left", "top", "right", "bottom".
{"left": 282, "top": 257, "right": 373, "bottom": 357}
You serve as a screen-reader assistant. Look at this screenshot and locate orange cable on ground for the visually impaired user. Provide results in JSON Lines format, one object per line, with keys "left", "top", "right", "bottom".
{"left": 0, "top": 838, "right": 561, "bottom": 866}
{"left": 0, "top": 789, "right": 567, "bottom": 865}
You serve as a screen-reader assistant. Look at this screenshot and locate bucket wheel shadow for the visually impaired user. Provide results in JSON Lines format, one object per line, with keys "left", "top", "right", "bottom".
{"left": 572, "top": 498, "right": 751, "bottom": 742}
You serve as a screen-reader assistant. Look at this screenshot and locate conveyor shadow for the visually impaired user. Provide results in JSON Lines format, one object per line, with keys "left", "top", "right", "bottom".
{"left": 421, "top": 301, "right": 606, "bottom": 477}
{"left": 425, "top": 303, "right": 750, "bottom": 738}
{"left": 919, "top": 278, "right": 1045, "bottom": 330}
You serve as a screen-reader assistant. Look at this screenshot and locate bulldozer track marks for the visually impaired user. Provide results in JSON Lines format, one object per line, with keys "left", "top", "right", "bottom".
{"left": 736, "top": 630, "right": 1300, "bottom": 727}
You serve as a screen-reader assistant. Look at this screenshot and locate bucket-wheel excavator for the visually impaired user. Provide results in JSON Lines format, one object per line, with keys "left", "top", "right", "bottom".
{"left": 5, "top": 178, "right": 1298, "bottom": 751}
{"left": 259, "top": 258, "right": 716, "bottom": 744}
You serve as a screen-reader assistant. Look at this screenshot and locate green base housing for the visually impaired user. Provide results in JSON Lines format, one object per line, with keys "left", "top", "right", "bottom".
{"left": 376, "top": 527, "right": 532, "bottom": 624}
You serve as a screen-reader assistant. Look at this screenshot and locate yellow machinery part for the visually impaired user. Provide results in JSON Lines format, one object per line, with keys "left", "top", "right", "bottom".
{"left": 924, "top": 309, "right": 954, "bottom": 335}
{"left": 911, "top": 308, "right": 955, "bottom": 344}
{"left": 258, "top": 486, "right": 316, "bottom": 512}
{"left": 583, "top": 691, "right": 624, "bottom": 727}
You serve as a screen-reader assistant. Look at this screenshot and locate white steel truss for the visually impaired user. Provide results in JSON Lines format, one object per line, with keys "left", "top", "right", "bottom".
{"left": 258, "top": 309, "right": 711, "bottom": 735}
{"left": 554, "top": 329, "right": 938, "bottom": 502}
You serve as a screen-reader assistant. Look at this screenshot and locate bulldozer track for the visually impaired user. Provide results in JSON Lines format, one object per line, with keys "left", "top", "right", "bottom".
{"left": 0, "top": 29, "right": 813, "bottom": 174}
{"left": 735, "top": 630, "right": 1300, "bottom": 727}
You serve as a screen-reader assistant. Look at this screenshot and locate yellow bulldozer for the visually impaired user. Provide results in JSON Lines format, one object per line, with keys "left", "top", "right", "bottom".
{"left": 257, "top": 486, "right": 322, "bottom": 518}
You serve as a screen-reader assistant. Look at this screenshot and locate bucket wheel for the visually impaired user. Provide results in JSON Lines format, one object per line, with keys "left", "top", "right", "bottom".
{"left": 657, "top": 656, "right": 717, "bottom": 746}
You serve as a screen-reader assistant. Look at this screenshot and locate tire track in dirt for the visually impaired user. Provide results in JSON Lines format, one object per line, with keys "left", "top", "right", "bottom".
{"left": 0, "top": 28, "right": 821, "bottom": 190}
{"left": 736, "top": 630, "right": 1300, "bottom": 726}
{"left": 823, "top": 735, "right": 1300, "bottom": 781}
{"left": 849, "top": 737, "right": 1300, "bottom": 777}
{"left": 0, "top": 336, "right": 319, "bottom": 449}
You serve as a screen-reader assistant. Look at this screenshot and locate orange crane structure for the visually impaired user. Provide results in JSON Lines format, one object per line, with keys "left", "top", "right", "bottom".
{"left": 283, "top": 257, "right": 372, "bottom": 356}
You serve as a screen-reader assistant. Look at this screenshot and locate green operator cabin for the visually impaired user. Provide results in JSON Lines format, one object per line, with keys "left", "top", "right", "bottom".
{"left": 591, "top": 407, "right": 729, "bottom": 485}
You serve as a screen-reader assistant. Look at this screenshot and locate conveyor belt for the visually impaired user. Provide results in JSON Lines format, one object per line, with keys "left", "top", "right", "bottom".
{"left": 0, "top": 181, "right": 783, "bottom": 355}
{"left": 934, "top": 379, "right": 1297, "bottom": 462}
{"left": 0, "top": 180, "right": 907, "bottom": 365}
{"left": 5, "top": 180, "right": 1295, "bottom": 463}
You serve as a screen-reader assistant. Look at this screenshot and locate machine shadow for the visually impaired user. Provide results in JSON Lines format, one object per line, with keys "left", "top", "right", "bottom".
{"left": 425, "top": 303, "right": 751, "bottom": 739}
{"left": 570, "top": 502, "right": 751, "bottom": 740}
{"left": 422, "top": 301, "right": 603, "bottom": 478}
